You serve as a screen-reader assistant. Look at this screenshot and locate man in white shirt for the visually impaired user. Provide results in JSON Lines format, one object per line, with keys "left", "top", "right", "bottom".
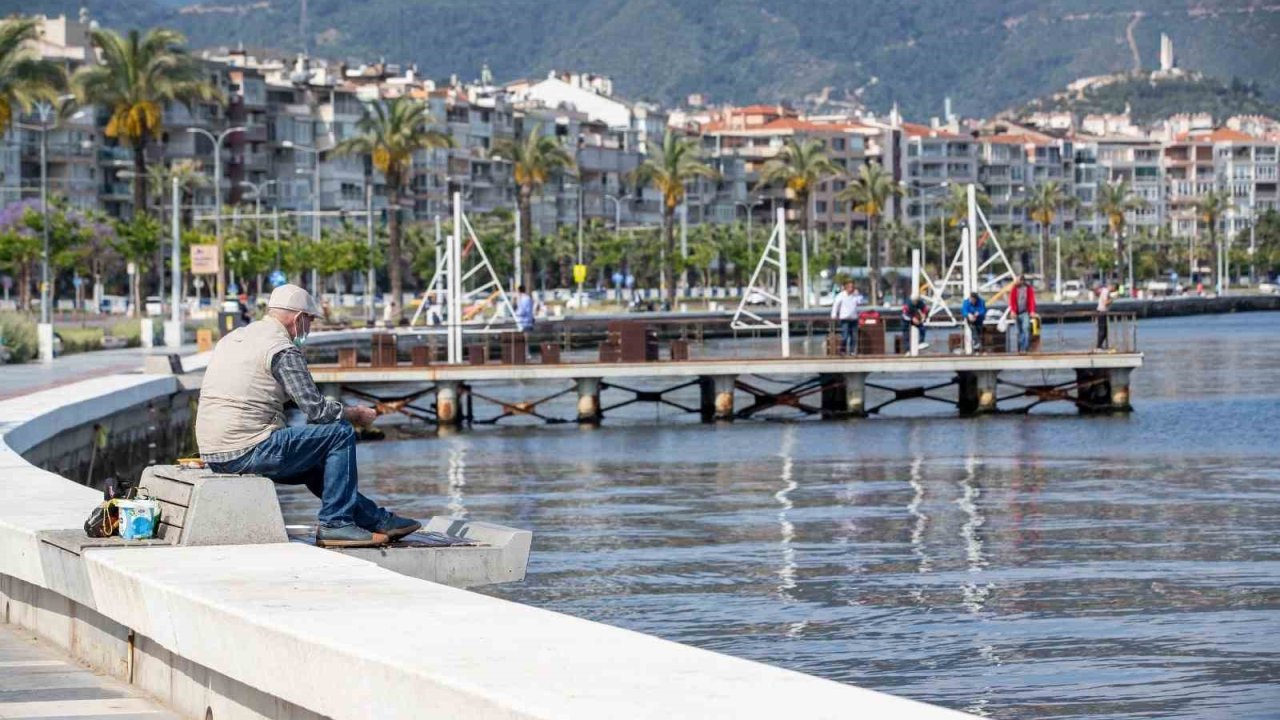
{"left": 1095, "top": 282, "right": 1113, "bottom": 349}
{"left": 830, "top": 280, "right": 864, "bottom": 355}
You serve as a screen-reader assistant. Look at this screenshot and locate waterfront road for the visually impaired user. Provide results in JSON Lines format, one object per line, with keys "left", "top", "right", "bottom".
{"left": 0, "top": 345, "right": 198, "bottom": 400}
{"left": 0, "top": 623, "right": 179, "bottom": 719}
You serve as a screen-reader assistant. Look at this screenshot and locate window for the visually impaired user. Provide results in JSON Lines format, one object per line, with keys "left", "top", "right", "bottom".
{"left": 832, "top": 137, "right": 846, "bottom": 151}
{"left": 815, "top": 201, "right": 828, "bottom": 213}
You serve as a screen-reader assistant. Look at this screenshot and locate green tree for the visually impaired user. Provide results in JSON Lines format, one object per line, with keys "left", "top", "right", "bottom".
{"left": 836, "top": 161, "right": 902, "bottom": 304}
{"left": 631, "top": 130, "right": 717, "bottom": 305}
{"left": 0, "top": 17, "right": 66, "bottom": 135}
{"left": 1195, "top": 189, "right": 1233, "bottom": 291}
{"left": 333, "top": 95, "right": 452, "bottom": 318}
{"left": 72, "top": 27, "right": 219, "bottom": 222}
{"left": 492, "top": 123, "right": 576, "bottom": 290}
{"left": 112, "top": 215, "right": 162, "bottom": 317}
{"left": 1096, "top": 180, "right": 1147, "bottom": 286}
{"left": 755, "top": 138, "right": 842, "bottom": 289}
{"left": 1020, "top": 181, "right": 1078, "bottom": 276}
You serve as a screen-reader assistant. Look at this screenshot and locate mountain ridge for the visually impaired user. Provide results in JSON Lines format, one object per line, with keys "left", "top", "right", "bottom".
{"left": 12, "top": 0, "right": 1280, "bottom": 119}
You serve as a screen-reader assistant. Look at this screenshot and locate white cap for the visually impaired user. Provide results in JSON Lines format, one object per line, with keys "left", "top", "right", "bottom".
{"left": 267, "top": 284, "right": 320, "bottom": 317}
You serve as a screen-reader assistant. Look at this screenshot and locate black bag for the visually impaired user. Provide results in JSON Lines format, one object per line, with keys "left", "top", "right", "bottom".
{"left": 84, "top": 499, "right": 121, "bottom": 538}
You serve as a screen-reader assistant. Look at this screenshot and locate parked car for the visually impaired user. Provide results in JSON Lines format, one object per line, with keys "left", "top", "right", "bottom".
{"left": 1259, "top": 282, "right": 1280, "bottom": 295}
{"left": 1059, "top": 280, "right": 1086, "bottom": 301}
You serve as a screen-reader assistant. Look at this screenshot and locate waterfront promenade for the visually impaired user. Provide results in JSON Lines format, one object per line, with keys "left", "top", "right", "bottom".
{"left": 0, "top": 622, "right": 178, "bottom": 720}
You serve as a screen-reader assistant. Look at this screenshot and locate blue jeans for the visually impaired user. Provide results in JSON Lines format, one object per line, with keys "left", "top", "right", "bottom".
{"left": 209, "top": 421, "right": 389, "bottom": 530}
{"left": 838, "top": 319, "right": 858, "bottom": 355}
{"left": 901, "top": 323, "right": 926, "bottom": 352}
{"left": 1017, "top": 312, "right": 1031, "bottom": 352}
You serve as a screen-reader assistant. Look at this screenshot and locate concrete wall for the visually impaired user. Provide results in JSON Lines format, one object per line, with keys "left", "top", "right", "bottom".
{"left": 0, "top": 367, "right": 979, "bottom": 720}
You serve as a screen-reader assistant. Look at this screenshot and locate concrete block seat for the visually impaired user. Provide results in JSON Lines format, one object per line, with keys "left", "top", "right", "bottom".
{"left": 138, "top": 465, "right": 531, "bottom": 588}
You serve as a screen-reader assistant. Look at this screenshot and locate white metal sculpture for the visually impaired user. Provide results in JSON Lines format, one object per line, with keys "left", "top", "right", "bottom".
{"left": 918, "top": 184, "right": 1018, "bottom": 354}
{"left": 410, "top": 192, "right": 518, "bottom": 363}
{"left": 731, "top": 208, "right": 790, "bottom": 358}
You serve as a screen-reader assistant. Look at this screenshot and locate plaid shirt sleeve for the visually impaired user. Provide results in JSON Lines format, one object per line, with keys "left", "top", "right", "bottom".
{"left": 270, "top": 347, "right": 344, "bottom": 424}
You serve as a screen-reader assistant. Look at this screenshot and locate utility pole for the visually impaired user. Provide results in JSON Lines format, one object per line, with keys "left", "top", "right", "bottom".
{"left": 165, "top": 176, "right": 182, "bottom": 348}
{"left": 365, "top": 182, "right": 375, "bottom": 323}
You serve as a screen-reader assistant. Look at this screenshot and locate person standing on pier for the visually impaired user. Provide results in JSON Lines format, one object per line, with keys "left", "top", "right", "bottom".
{"left": 515, "top": 285, "right": 535, "bottom": 333}
{"left": 830, "top": 280, "right": 863, "bottom": 355}
{"left": 1010, "top": 274, "right": 1037, "bottom": 353}
{"left": 195, "top": 284, "right": 421, "bottom": 548}
{"left": 961, "top": 291, "right": 986, "bottom": 352}
{"left": 901, "top": 295, "right": 930, "bottom": 352}
{"left": 1095, "top": 282, "right": 1113, "bottom": 350}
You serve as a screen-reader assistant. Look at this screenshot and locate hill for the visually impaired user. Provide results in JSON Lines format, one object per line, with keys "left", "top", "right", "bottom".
{"left": 1016, "top": 73, "right": 1280, "bottom": 126}
{"left": 11, "top": 0, "right": 1280, "bottom": 119}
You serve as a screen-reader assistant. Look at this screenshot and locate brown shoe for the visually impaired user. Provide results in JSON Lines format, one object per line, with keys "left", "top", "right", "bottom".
{"left": 316, "top": 525, "right": 390, "bottom": 548}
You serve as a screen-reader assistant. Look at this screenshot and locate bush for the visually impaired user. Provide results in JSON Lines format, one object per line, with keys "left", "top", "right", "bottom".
{"left": 107, "top": 319, "right": 143, "bottom": 348}
{"left": 0, "top": 313, "right": 38, "bottom": 363}
{"left": 58, "top": 326, "right": 105, "bottom": 355}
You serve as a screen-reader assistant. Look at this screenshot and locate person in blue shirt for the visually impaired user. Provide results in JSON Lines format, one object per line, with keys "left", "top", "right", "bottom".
{"left": 515, "top": 285, "right": 535, "bottom": 332}
{"left": 961, "top": 291, "right": 986, "bottom": 353}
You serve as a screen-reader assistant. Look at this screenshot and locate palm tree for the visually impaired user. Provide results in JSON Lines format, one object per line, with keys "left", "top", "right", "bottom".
{"left": 940, "top": 182, "right": 992, "bottom": 229}
{"left": 72, "top": 27, "right": 218, "bottom": 220}
{"left": 0, "top": 17, "right": 66, "bottom": 135}
{"left": 333, "top": 95, "right": 453, "bottom": 319}
{"left": 1096, "top": 180, "right": 1146, "bottom": 288}
{"left": 1020, "top": 181, "right": 1078, "bottom": 278}
{"left": 492, "top": 123, "right": 576, "bottom": 291}
{"left": 632, "top": 130, "right": 717, "bottom": 305}
{"left": 755, "top": 138, "right": 842, "bottom": 303}
{"left": 1195, "top": 189, "right": 1232, "bottom": 293}
{"left": 837, "top": 161, "right": 902, "bottom": 305}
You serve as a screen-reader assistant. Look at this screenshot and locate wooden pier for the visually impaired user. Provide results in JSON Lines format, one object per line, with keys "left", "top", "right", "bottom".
{"left": 310, "top": 351, "right": 1143, "bottom": 427}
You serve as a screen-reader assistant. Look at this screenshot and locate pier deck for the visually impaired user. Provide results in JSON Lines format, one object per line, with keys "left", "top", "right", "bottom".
{"left": 310, "top": 351, "right": 1144, "bottom": 425}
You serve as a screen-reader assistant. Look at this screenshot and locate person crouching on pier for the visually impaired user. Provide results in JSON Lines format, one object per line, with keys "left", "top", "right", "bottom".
{"left": 901, "top": 295, "right": 929, "bottom": 352}
{"left": 830, "top": 280, "right": 863, "bottom": 355}
{"left": 195, "top": 284, "right": 421, "bottom": 548}
{"left": 1009, "top": 274, "right": 1037, "bottom": 353}
{"left": 961, "top": 291, "right": 986, "bottom": 352}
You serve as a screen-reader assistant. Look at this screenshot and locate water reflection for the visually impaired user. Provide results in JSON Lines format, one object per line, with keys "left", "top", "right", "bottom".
{"left": 333, "top": 314, "right": 1280, "bottom": 720}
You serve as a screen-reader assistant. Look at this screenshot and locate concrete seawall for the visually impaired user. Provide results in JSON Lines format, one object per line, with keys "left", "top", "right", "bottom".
{"left": 0, "top": 360, "right": 979, "bottom": 719}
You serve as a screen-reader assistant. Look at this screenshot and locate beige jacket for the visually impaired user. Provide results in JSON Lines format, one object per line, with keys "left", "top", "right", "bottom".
{"left": 196, "top": 317, "right": 295, "bottom": 456}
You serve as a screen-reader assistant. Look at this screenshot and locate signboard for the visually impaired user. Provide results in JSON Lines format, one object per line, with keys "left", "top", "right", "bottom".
{"left": 126, "top": 262, "right": 136, "bottom": 276}
{"left": 191, "top": 245, "right": 220, "bottom": 275}
{"left": 573, "top": 264, "right": 587, "bottom": 284}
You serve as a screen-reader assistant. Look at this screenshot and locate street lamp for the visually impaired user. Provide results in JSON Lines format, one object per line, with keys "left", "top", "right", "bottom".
{"left": 15, "top": 95, "right": 81, "bottom": 361}
{"left": 282, "top": 140, "right": 323, "bottom": 293}
{"left": 188, "top": 126, "right": 245, "bottom": 300}
{"left": 603, "top": 193, "right": 622, "bottom": 229}
{"left": 240, "top": 179, "right": 278, "bottom": 298}
{"left": 902, "top": 180, "right": 949, "bottom": 269}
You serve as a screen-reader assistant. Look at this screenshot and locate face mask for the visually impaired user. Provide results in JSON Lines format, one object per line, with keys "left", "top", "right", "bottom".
{"left": 292, "top": 315, "right": 309, "bottom": 348}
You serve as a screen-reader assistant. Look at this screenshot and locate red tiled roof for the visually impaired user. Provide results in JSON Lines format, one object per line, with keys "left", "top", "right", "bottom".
{"left": 982, "top": 133, "right": 1051, "bottom": 146}
{"left": 1175, "top": 128, "right": 1255, "bottom": 143}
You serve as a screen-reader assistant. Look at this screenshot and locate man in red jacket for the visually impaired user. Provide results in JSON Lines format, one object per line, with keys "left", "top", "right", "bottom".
{"left": 1009, "top": 274, "right": 1037, "bottom": 353}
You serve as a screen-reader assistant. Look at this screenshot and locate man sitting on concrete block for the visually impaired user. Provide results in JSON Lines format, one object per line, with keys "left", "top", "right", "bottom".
{"left": 196, "top": 284, "right": 421, "bottom": 548}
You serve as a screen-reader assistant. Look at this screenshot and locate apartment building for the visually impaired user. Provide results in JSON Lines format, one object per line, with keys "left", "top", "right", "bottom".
{"left": 899, "top": 121, "right": 979, "bottom": 230}
{"left": 699, "top": 105, "right": 888, "bottom": 235}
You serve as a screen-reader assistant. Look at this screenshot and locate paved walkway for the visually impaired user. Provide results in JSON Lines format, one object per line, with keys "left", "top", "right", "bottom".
{"left": 0, "top": 623, "right": 179, "bottom": 719}
{"left": 0, "top": 345, "right": 198, "bottom": 400}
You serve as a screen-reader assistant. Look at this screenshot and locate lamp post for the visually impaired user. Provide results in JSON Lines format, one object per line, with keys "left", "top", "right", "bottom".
{"left": 902, "top": 181, "right": 949, "bottom": 271}
{"left": 604, "top": 193, "right": 622, "bottom": 229}
{"left": 239, "top": 179, "right": 278, "bottom": 298}
{"left": 282, "top": 140, "right": 322, "bottom": 293}
{"left": 188, "top": 126, "right": 245, "bottom": 300}
{"left": 16, "top": 96, "right": 81, "bottom": 361}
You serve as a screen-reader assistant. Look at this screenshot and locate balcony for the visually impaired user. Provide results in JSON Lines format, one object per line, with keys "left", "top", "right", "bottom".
{"left": 102, "top": 181, "right": 132, "bottom": 198}
{"left": 98, "top": 146, "right": 133, "bottom": 164}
